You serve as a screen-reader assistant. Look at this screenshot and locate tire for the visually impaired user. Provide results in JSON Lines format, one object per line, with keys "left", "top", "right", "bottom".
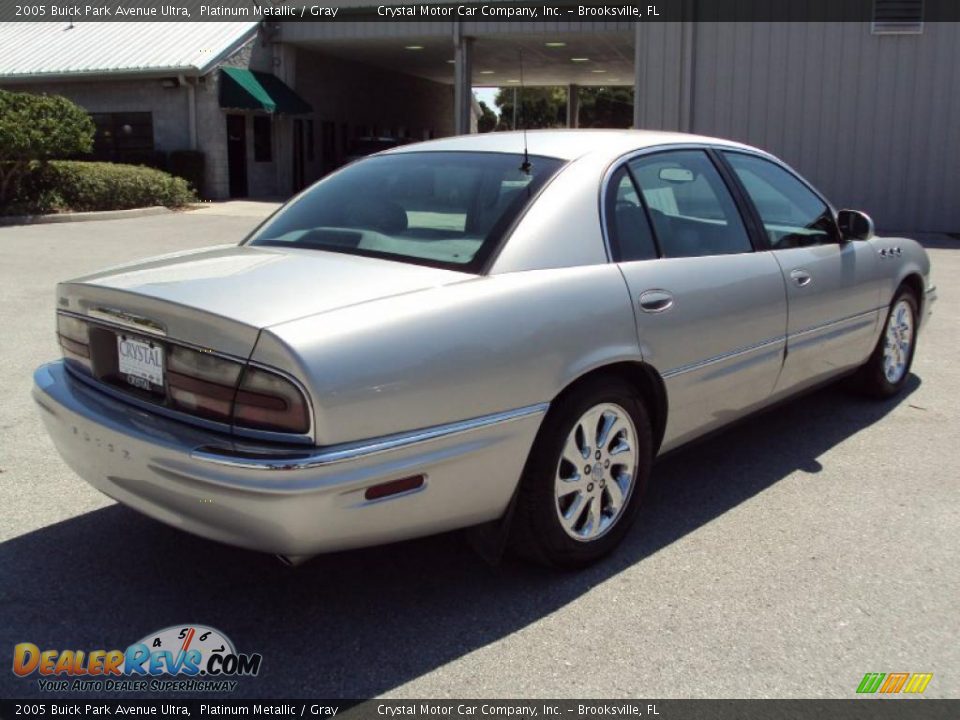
{"left": 511, "top": 376, "right": 653, "bottom": 569}
{"left": 855, "top": 288, "right": 919, "bottom": 398}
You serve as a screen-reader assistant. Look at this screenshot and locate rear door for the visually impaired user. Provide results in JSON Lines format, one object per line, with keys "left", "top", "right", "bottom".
{"left": 720, "top": 151, "right": 881, "bottom": 395}
{"left": 609, "top": 149, "right": 788, "bottom": 452}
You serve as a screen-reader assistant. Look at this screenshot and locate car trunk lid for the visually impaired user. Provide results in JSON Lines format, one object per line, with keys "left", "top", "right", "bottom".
{"left": 59, "top": 244, "right": 471, "bottom": 357}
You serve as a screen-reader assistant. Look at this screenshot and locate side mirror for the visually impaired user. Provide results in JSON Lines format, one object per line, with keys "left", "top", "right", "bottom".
{"left": 837, "top": 209, "right": 874, "bottom": 241}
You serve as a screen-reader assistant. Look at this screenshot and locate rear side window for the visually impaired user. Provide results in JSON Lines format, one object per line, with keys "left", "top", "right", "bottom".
{"left": 606, "top": 167, "right": 658, "bottom": 262}
{"left": 723, "top": 152, "right": 839, "bottom": 248}
{"left": 627, "top": 150, "right": 753, "bottom": 258}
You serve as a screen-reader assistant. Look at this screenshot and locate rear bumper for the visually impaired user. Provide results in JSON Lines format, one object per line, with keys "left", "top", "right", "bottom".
{"left": 32, "top": 361, "right": 545, "bottom": 555}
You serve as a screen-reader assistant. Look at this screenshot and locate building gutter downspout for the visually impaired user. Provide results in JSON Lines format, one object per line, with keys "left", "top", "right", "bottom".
{"left": 180, "top": 74, "right": 198, "bottom": 151}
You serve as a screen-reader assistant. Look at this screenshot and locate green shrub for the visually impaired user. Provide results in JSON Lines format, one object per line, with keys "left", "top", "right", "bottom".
{"left": 6, "top": 160, "right": 196, "bottom": 215}
{"left": 0, "top": 90, "right": 94, "bottom": 205}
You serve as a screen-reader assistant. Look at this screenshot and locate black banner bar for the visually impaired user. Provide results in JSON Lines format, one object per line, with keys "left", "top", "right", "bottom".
{"left": 5, "top": 0, "right": 960, "bottom": 24}
{"left": 2, "top": 700, "right": 960, "bottom": 720}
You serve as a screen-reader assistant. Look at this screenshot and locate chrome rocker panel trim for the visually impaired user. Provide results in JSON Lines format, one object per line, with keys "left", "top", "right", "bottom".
{"left": 191, "top": 402, "right": 550, "bottom": 471}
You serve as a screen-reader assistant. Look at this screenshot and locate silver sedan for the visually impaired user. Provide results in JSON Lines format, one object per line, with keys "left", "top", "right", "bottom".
{"left": 33, "top": 130, "right": 936, "bottom": 567}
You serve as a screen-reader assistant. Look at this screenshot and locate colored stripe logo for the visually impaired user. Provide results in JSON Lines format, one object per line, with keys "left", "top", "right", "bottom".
{"left": 857, "top": 672, "right": 933, "bottom": 694}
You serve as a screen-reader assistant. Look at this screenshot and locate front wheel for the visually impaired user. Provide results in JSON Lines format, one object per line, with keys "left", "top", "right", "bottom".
{"left": 511, "top": 377, "right": 653, "bottom": 568}
{"left": 855, "top": 289, "right": 918, "bottom": 398}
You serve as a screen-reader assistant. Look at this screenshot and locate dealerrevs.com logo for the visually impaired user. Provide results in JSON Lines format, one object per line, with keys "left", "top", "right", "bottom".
{"left": 12, "top": 625, "right": 262, "bottom": 693}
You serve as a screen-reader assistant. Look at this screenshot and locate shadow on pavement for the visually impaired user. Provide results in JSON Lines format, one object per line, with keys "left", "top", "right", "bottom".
{"left": 0, "top": 377, "right": 918, "bottom": 699}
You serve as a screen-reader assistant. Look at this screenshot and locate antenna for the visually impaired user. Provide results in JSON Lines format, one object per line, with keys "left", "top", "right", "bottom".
{"left": 518, "top": 49, "right": 531, "bottom": 174}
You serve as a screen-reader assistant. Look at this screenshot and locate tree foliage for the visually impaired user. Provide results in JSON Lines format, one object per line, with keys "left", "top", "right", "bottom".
{"left": 494, "top": 87, "right": 566, "bottom": 130}
{"left": 0, "top": 90, "right": 94, "bottom": 205}
{"left": 579, "top": 87, "right": 635, "bottom": 128}
{"left": 477, "top": 101, "right": 498, "bottom": 133}
{"left": 488, "top": 86, "right": 635, "bottom": 130}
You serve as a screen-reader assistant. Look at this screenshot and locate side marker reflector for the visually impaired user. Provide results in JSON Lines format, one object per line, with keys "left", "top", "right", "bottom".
{"left": 364, "top": 475, "right": 425, "bottom": 501}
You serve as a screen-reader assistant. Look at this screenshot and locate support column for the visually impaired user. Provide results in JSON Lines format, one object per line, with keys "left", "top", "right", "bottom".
{"left": 632, "top": 23, "right": 643, "bottom": 129}
{"left": 274, "top": 43, "right": 297, "bottom": 197}
{"left": 454, "top": 27, "right": 473, "bottom": 136}
{"left": 679, "top": 20, "right": 695, "bottom": 133}
{"left": 566, "top": 84, "right": 580, "bottom": 128}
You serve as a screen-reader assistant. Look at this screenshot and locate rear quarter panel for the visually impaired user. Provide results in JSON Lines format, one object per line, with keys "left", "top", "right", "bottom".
{"left": 251, "top": 265, "right": 641, "bottom": 446}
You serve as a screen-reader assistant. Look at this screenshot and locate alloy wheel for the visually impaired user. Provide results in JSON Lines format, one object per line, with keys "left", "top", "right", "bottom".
{"left": 882, "top": 299, "right": 914, "bottom": 384}
{"left": 554, "top": 402, "right": 638, "bottom": 541}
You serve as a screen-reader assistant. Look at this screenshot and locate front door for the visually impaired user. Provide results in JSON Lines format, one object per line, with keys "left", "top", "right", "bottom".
{"left": 226, "top": 115, "right": 247, "bottom": 198}
{"left": 609, "top": 149, "right": 788, "bottom": 452}
{"left": 721, "top": 151, "right": 881, "bottom": 396}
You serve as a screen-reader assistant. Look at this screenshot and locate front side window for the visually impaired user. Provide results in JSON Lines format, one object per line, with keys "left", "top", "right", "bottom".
{"left": 723, "top": 152, "right": 839, "bottom": 249}
{"left": 627, "top": 150, "right": 753, "bottom": 258}
{"left": 246, "top": 151, "right": 563, "bottom": 271}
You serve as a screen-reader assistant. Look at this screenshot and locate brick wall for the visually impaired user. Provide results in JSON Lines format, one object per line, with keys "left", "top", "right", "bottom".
{"left": 1, "top": 78, "right": 192, "bottom": 153}
{"left": 1, "top": 35, "right": 458, "bottom": 202}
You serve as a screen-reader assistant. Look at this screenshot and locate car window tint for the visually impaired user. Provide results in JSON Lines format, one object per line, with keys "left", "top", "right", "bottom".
{"left": 606, "top": 167, "right": 658, "bottom": 262}
{"left": 627, "top": 150, "right": 752, "bottom": 258}
{"left": 724, "top": 152, "right": 838, "bottom": 249}
{"left": 247, "top": 152, "right": 563, "bottom": 272}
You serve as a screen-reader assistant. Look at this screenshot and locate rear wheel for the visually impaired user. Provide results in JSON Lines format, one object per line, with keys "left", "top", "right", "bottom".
{"left": 512, "top": 377, "right": 653, "bottom": 568}
{"left": 856, "top": 289, "right": 918, "bottom": 398}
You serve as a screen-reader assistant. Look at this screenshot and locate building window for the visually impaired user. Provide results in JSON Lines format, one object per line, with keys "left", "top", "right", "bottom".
{"left": 253, "top": 116, "right": 272, "bottom": 162}
{"left": 89, "top": 112, "right": 154, "bottom": 160}
{"left": 872, "top": 0, "right": 923, "bottom": 34}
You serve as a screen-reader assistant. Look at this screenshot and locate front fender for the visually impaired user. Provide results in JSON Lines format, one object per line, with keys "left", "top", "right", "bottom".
{"left": 870, "top": 236, "right": 932, "bottom": 310}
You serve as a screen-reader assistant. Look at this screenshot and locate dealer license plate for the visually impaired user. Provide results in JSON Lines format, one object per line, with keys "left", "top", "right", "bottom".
{"left": 117, "top": 335, "right": 165, "bottom": 389}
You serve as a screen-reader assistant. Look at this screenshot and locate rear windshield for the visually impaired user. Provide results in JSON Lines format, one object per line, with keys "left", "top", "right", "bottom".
{"left": 245, "top": 151, "right": 564, "bottom": 272}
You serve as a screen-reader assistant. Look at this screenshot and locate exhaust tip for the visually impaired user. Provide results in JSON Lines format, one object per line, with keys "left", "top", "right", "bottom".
{"left": 275, "top": 553, "right": 315, "bottom": 567}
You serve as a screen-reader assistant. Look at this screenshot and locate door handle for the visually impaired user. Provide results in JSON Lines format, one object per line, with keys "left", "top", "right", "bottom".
{"left": 790, "top": 269, "right": 812, "bottom": 287}
{"left": 638, "top": 289, "right": 674, "bottom": 313}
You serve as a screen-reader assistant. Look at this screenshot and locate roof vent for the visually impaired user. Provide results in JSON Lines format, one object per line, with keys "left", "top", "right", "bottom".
{"left": 872, "top": 0, "right": 924, "bottom": 34}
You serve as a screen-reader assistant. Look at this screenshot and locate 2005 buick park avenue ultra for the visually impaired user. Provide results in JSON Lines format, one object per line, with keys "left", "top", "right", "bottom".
{"left": 33, "top": 130, "right": 936, "bottom": 568}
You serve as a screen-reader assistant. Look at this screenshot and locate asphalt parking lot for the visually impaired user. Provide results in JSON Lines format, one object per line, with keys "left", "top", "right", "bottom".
{"left": 0, "top": 206, "right": 957, "bottom": 700}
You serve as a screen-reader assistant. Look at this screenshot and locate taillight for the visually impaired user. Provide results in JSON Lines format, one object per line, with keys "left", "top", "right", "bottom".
{"left": 57, "top": 314, "right": 92, "bottom": 373}
{"left": 233, "top": 367, "right": 310, "bottom": 434}
{"left": 55, "top": 312, "right": 310, "bottom": 436}
{"left": 167, "top": 345, "right": 243, "bottom": 423}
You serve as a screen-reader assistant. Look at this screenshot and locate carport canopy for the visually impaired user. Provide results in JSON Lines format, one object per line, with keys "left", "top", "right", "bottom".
{"left": 219, "top": 67, "right": 313, "bottom": 114}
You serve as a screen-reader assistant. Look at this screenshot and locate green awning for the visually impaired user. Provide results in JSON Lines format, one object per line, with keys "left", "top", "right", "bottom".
{"left": 219, "top": 67, "right": 312, "bottom": 115}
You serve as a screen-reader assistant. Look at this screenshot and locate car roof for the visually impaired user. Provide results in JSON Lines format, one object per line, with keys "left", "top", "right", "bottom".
{"left": 385, "top": 129, "right": 759, "bottom": 162}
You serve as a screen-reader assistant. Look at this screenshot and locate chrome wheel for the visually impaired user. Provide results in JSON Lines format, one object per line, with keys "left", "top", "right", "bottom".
{"left": 882, "top": 299, "right": 914, "bottom": 384}
{"left": 554, "top": 402, "right": 638, "bottom": 542}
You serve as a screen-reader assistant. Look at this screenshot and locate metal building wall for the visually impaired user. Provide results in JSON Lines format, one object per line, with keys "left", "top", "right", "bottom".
{"left": 280, "top": 20, "right": 635, "bottom": 42}
{"left": 637, "top": 21, "right": 960, "bottom": 232}
{"left": 281, "top": 16, "right": 959, "bottom": 232}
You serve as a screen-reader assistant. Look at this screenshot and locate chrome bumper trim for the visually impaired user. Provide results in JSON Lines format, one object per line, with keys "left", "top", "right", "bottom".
{"left": 190, "top": 402, "right": 550, "bottom": 471}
